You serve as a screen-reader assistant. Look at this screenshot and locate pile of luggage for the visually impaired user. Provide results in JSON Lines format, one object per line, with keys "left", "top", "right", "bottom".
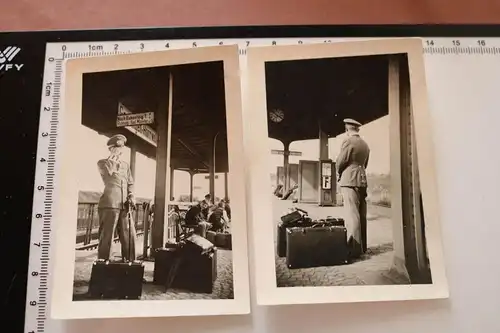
{"left": 153, "top": 234, "right": 218, "bottom": 294}
{"left": 88, "top": 233, "right": 219, "bottom": 299}
{"left": 277, "top": 208, "right": 350, "bottom": 269}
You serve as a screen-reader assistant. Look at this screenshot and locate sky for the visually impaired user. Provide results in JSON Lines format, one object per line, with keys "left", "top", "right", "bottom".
{"left": 268, "top": 115, "right": 390, "bottom": 176}
{"left": 76, "top": 115, "right": 389, "bottom": 201}
{"left": 75, "top": 125, "right": 227, "bottom": 200}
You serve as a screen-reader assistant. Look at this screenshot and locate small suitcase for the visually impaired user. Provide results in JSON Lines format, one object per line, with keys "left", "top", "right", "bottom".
{"left": 280, "top": 210, "right": 305, "bottom": 224}
{"left": 286, "top": 226, "right": 349, "bottom": 269}
{"left": 184, "top": 233, "right": 215, "bottom": 254}
{"left": 214, "top": 232, "right": 232, "bottom": 250}
{"left": 325, "top": 216, "right": 345, "bottom": 227}
{"left": 88, "top": 259, "right": 144, "bottom": 299}
{"left": 277, "top": 218, "right": 313, "bottom": 257}
{"left": 206, "top": 231, "right": 216, "bottom": 244}
{"left": 153, "top": 247, "right": 179, "bottom": 285}
{"left": 172, "top": 247, "right": 218, "bottom": 293}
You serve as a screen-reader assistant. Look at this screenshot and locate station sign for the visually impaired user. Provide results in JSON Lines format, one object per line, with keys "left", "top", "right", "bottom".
{"left": 271, "top": 149, "right": 302, "bottom": 156}
{"left": 118, "top": 103, "right": 158, "bottom": 147}
{"left": 116, "top": 112, "right": 155, "bottom": 127}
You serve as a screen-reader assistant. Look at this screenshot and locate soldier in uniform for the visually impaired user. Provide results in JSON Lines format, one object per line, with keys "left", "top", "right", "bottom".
{"left": 96, "top": 134, "right": 137, "bottom": 262}
{"left": 336, "top": 118, "right": 370, "bottom": 259}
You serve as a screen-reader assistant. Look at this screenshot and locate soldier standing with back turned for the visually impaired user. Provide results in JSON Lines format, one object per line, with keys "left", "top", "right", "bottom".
{"left": 336, "top": 118, "right": 370, "bottom": 259}
{"left": 96, "top": 134, "right": 137, "bottom": 262}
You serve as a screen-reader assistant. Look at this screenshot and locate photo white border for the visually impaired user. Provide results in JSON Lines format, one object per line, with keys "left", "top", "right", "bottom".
{"left": 50, "top": 45, "right": 251, "bottom": 319}
{"left": 246, "top": 38, "right": 449, "bottom": 305}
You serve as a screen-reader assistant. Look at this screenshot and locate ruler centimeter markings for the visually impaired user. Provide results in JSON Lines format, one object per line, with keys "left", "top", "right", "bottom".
{"left": 23, "top": 36, "right": 500, "bottom": 333}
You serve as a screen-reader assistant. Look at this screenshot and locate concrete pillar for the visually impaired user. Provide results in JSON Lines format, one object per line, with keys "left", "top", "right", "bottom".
{"left": 283, "top": 141, "right": 290, "bottom": 193}
{"left": 224, "top": 172, "right": 229, "bottom": 201}
{"left": 388, "top": 56, "right": 410, "bottom": 281}
{"left": 152, "top": 71, "right": 173, "bottom": 250}
{"left": 398, "top": 56, "right": 428, "bottom": 283}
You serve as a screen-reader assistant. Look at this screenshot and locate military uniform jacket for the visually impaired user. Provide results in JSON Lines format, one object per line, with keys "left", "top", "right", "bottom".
{"left": 335, "top": 133, "right": 370, "bottom": 187}
{"left": 97, "top": 158, "right": 134, "bottom": 209}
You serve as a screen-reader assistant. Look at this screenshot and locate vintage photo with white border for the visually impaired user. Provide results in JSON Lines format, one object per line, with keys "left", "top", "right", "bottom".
{"left": 50, "top": 45, "right": 251, "bottom": 319}
{"left": 246, "top": 38, "right": 449, "bottom": 305}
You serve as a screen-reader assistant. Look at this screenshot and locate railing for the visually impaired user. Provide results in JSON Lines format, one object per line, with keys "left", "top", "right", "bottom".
{"left": 76, "top": 202, "right": 186, "bottom": 252}
{"left": 76, "top": 203, "right": 148, "bottom": 245}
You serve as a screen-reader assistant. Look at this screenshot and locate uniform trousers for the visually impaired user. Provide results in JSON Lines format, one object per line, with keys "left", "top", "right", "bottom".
{"left": 341, "top": 186, "right": 367, "bottom": 258}
{"left": 97, "top": 208, "right": 136, "bottom": 261}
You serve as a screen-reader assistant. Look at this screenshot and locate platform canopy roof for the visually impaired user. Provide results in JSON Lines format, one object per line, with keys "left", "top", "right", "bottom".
{"left": 81, "top": 61, "right": 229, "bottom": 173}
{"left": 265, "top": 54, "right": 393, "bottom": 143}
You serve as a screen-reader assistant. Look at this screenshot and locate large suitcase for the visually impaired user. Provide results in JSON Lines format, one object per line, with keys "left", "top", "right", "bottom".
{"left": 172, "top": 248, "right": 218, "bottom": 293}
{"left": 88, "top": 259, "right": 144, "bottom": 299}
{"left": 286, "top": 226, "right": 349, "bottom": 269}
{"left": 153, "top": 246, "right": 180, "bottom": 285}
{"left": 277, "top": 218, "right": 313, "bottom": 257}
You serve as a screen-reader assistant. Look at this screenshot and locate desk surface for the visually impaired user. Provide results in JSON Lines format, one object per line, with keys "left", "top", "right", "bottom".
{"left": 1, "top": 0, "right": 500, "bottom": 31}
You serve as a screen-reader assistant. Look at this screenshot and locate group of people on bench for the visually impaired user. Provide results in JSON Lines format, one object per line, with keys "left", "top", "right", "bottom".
{"left": 183, "top": 194, "right": 231, "bottom": 238}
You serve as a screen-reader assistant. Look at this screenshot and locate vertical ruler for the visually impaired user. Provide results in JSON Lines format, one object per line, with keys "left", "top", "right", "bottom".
{"left": 25, "top": 56, "right": 63, "bottom": 333}
{"left": 23, "top": 36, "right": 500, "bottom": 333}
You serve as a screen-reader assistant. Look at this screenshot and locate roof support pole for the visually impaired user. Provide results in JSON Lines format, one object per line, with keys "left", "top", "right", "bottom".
{"left": 188, "top": 169, "right": 195, "bottom": 202}
{"left": 224, "top": 172, "right": 229, "bottom": 202}
{"left": 318, "top": 125, "right": 329, "bottom": 160}
{"left": 170, "top": 167, "right": 175, "bottom": 201}
{"left": 152, "top": 71, "right": 173, "bottom": 250}
{"left": 283, "top": 141, "right": 290, "bottom": 194}
{"left": 208, "top": 132, "right": 219, "bottom": 204}
{"left": 129, "top": 146, "right": 137, "bottom": 180}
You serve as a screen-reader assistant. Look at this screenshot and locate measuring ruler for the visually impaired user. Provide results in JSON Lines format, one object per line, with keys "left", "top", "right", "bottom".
{"left": 24, "top": 36, "right": 500, "bottom": 333}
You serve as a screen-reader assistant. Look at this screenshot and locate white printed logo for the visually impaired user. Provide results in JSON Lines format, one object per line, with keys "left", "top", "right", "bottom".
{"left": 0, "top": 46, "right": 24, "bottom": 71}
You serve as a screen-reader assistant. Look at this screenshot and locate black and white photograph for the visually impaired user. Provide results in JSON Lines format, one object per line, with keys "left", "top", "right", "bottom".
{"left": 50, "top": 46, "right": 250, "bottom": 319}
{"left": 247, "top": 38, "right": 448, "bottom": 305}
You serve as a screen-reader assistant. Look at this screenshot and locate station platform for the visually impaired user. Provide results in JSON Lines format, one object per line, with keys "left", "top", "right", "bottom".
{"left": 273, "top": 198, "right": 409, "bottom": 287}
{"left": 73, "top": 236, "right": 234, "bottom": 300}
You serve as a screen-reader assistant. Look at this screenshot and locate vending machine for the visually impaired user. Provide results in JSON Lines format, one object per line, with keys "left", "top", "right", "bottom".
{"left": 319, "top": 159, "right": 336, "bottom": 206}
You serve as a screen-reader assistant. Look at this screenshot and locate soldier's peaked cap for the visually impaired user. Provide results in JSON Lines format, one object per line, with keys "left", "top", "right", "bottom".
{"left": 107, "top": 134, "right": 127, "bottom": 147}
{"left": 343, "top": 118, "right": 362, "bottom": 127}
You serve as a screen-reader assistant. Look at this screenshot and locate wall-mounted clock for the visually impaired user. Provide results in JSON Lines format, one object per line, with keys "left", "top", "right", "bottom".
{"left": 269, "top": 108, "right": 285, "bottom": 123}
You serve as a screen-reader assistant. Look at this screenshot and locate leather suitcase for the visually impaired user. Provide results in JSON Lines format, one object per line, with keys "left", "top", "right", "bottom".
{"left": 206, "top": 231, "right": 216, "bottom": 244}
{"left": 172, "top": 247, "right": 218, "bottom": 293}
{"left": 214, "top": 232, "right": 232, "bottom": 250}
{"left": 280, "top": 210, "right": 305, "bottom": 224}
{"left": 184, "top": 233, "right": 215, "bottom": 255}
{"left": 286, "top": 226, "right": 349, "bottom": 269}
{"left": 153, "top": 247, "right": 179, "bottom": 285}
{"left": 325, "top": 216, "right": 345, "bottom": 227}
{"left": 88, "top": 259, "right": 144, "bottom": 299}
{"left": 277, "top": 218, "right": 313, "bottom": 257}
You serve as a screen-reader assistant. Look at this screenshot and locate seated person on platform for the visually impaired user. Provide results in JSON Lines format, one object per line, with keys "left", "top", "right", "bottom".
{"left": 200, "top": 194, "right": 211, "bottom": 219}
{"left": 184, "top": 201, "right": 212, "bottom": 237}
{"left": 208, "top": 201, "right": 229, "bottom": 232}
{"left": 223, "top": 199, "right": 231, "bottom": 220}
